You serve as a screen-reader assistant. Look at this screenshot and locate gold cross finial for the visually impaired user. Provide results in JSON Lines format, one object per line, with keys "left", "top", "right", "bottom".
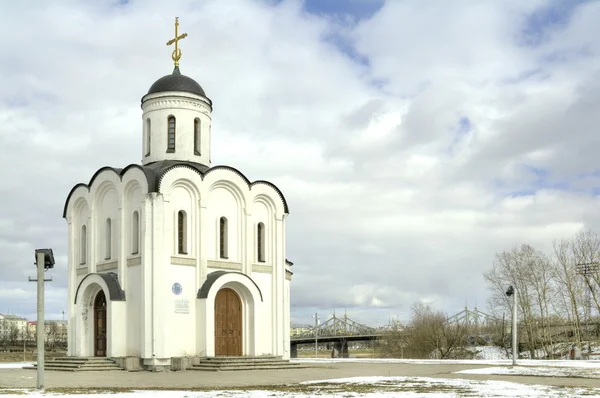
{"left": 166, "top": 17, "right": 188, "bottom": 67}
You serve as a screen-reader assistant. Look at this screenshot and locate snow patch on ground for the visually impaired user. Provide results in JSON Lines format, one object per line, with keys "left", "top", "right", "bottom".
{"left": 0, "top": 362, "right": 33, "bottom": 369}
{"left": 292, "top": 357, "right": 600, "bottom": 368}
{"left": 3, "top": 376, "right": 600, "bottom": 397}
{"left": 456, "top": 365, "right": 600, "bottom": 379}
{"left": 470, "top": 345, "right": 510, "bottom": 360}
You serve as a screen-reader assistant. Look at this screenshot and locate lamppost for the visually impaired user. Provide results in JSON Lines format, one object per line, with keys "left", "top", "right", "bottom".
{"left": 506, "top": 286, "right": 517, "bottom": 366}
{"left": 576, "top": 262, "right": 598, "bottom": 354}
{"left": 313, "top": 313, "right": 319, "bottom": 358}
{"left": 28, "top": 249, "right": 54, "bottom": 390}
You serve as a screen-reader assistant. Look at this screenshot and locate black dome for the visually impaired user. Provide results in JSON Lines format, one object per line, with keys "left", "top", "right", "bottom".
{"left": 147, "top": 66, "right": 206, "bottom": 97}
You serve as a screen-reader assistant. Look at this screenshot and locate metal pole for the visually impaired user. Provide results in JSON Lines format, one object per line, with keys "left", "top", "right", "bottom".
{"left": 512, "top": 291, "right": 517, "bottom": 366}
{"left": 36, "top": 251, "right": 45, "bottom": 390}
{"left": 314, "top": 312, "right": 318, "bottom": 359}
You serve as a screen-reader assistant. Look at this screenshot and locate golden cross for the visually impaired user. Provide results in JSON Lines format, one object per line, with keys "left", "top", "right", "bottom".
{"left": 166, "top": 17, "right": 188, "bottom": 67}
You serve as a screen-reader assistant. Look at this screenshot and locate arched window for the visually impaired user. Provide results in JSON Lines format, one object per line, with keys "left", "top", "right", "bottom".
{"left": 178, "top": 210, "right": 187, "bottom": 254}
{"left": 105, "top": 218, "right": 112, "bottom": 260}
{"left": 80, "top": 225, "right": 87, "bottom": 265}
{"left": 257, "top": 222, "right": 265, "bottom": 262}
{"left": 194, "top": 118, "right": 201, "bottom": 155}
{"left": 167, "top": 116, "right": 176, "bottom": 152}
{"left": 145, "top": 118, "right": 151, "bottom": 156}
{"left": 131, "top": 211, "right": 140, "bottom": 254}
{"left": 219, "top": 217, "right": 228, "bottom": 259}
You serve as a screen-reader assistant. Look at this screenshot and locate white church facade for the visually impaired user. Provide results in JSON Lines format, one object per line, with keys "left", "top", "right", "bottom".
{"left": 63, "top": 20, "right": 292, "bottom": 370}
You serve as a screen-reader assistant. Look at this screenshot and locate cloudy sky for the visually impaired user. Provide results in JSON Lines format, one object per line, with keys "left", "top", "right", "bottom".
{"left": 1, "top": 0, "right": 599, "bottom": 327}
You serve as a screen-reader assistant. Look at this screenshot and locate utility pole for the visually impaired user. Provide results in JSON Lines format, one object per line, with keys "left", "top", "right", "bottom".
{"left": 312, "top": 312, "right": 319, "bottom": 359}
{"left": 28, "top": 249, "right": 54, "bottom": 390}
{"left": 506, "top": 286, "right": 517, "bottom": 366}
{"left": 576, "top": 262, "right": 598, "bottom": 354}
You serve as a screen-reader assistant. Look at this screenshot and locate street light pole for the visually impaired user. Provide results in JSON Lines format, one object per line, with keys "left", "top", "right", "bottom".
{"left": 36, "top": 251, "right": 45, "bottom": 389}
{"left": 313, "top": 312, "right": 319, "bottom": 359}
{"left": 28, "top": 249, "right": 54, "bottom": 391}
{"left": 506, "top": 285, "right": 517, "bottom": 366}
{"left": 511, "top": 289, "right": 517, "bottom": 366}
{"left": 576, "top": 262, "right": 598, "bottom": 354}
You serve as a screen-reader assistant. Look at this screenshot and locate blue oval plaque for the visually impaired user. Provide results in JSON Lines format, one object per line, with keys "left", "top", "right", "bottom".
{"left": 172, "top": 282, "right": 182, "bottom": 295}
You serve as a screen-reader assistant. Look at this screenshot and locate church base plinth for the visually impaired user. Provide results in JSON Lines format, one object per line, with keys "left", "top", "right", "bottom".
{"left": 113, "top": 356, "right": 143, "bottom": 371}
{"left": 143, "top": 357, "right": 171, "bottom": 372}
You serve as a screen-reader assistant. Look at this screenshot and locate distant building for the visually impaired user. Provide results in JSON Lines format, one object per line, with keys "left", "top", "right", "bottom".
{"left": 290, "top": 324, "right": 313, "bottom": 336}
{"left": 0, "top": 314, "right": 27, "bottom": 340}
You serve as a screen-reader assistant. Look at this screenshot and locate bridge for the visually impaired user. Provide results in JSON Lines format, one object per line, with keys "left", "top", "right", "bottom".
{"left": 290, "top": 313, "right": 387, "bottom": 358}
{"left": 290, "top": 306, "right": 502, "bottom": 358}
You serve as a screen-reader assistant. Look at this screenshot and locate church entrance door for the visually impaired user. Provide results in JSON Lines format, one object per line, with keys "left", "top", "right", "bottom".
{"left": 94, "top": 291, "right": 107, "bottom": 357}
{"left": 214, "top": 288, "right": 242, "bottom": 356}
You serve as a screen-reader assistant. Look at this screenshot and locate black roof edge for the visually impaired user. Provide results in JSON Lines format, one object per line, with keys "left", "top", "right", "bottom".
{"left": 63, "top": 164, "right": 153, "bottom": 218}
{"left": 197, "top": 271, "right": 263, "bottom": 302}
{"left": 64, "top": 162, "right": 289, "bottom": 219}
{"left": 74, "top": 272, "right": 126, "bottom": 304}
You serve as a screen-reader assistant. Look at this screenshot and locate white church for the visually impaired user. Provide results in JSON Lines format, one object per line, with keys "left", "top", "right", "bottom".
{"left": 63, "top": 19, "right": 292, "bottom": 370}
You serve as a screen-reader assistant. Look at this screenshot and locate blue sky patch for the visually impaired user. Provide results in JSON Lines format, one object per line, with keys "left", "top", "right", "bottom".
{"left": 302, "top": 0, "right": 385, "bottom": 20}
{"left": 519, "top": 0, "right": 588, "bottom": 47}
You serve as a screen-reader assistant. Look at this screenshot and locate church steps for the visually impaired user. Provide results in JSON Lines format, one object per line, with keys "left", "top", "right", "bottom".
{"left": 190, "top": 356, "right": 312, "bottom": 371}
{"left": 25, "top": 357, "right": 123, "bottom": 372}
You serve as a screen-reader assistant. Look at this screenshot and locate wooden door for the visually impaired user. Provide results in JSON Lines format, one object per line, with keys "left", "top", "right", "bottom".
{"left": 214, "top": 288, "right": 242, "bottom": 356}
{"left": 94, "top": 291, "right": 107, "bottom": 357}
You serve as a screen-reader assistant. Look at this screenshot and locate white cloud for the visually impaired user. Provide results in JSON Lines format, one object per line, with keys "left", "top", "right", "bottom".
{"left": 0, "top": 0, "right": 599, "bottom": 328}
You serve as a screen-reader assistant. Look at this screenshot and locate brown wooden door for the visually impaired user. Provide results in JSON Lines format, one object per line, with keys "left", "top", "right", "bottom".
{"left": 214, "top": 288, "right": 242, "bottom": 356}
{"left": 94, "top": 291, "right": 107, "bottom": 357}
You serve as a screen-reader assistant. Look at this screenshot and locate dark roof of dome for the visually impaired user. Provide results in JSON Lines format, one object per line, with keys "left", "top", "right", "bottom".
{"left": 147, "top": 66, "right": 206, "bottom": 97}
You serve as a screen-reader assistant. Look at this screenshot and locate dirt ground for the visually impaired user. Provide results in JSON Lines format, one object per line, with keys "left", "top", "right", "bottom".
{"left": 0, "top": 352, "right": 65, "bottom": 363}
{"left": 1, "top": 361, "right": 599, "bottom": 391}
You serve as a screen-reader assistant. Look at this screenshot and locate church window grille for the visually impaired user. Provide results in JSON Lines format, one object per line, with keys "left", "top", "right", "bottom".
{"left": 178, "top": 210, "right": 187, "bottom": 254}
{"left": 167, "top": 116, "right": 176, "bottom": 152}
{"left": 131, "top": 211, "right": 140, "bottom": 255}
{"left": 257, "top": 222, "right": 265, "bottom": 262}
{"left": 80, "top": 225, "right": 87, "bottom": 265}
{"left": 145, "top": 119, "right": 151, "bottom": 157}
{"left": 105, "top": 218, "right": 112, "bottom": 260}
{"left": 219, "top": 217, "right": 228, "bottom": 259}
{"left": 194, "top": 118, "right": 201, "bottom": 155}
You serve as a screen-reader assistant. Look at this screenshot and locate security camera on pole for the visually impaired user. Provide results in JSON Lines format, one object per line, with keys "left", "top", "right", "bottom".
{"left": 505, "top": 285, "right": 517, "bottom": 366}
{"left": 28, "top": 249, "right": 54, "bottom": 390}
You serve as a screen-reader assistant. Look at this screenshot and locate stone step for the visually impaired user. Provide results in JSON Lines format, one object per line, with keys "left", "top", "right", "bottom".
{"left": 24, "top": 365, "right": 122, "bottom": 372}
{"left": 197, "top": 356, "right": 285, "bottom": 363}
{"left": 193, "top": 361, "right": 299, "bottom": 368}
{"left": 26, "top": 357, "right": 123, "bottom": 371}
{"left": 190, "top": 363, "right": 312, "bottom": 371}
{"left": 55, "top": 357, "right": 114, "bottom": 362}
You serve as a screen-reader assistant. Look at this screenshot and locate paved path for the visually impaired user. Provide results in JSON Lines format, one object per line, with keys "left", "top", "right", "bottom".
{"left": 0, "top": 362, "right": 599, "bottom": 390}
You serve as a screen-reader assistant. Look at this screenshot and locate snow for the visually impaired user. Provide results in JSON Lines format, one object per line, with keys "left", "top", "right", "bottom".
{"left": 456, "top": 365, "right": 600, "bottom": 379}
{"left": 292, "top": 357, "right": 600, "bottom": 368}
{"left": 470, "top": 345, "right": 510, "bottom": 360}
{"left": 1, "top": 376, "right": 599, "bottom": 397}
{"left": 0, "top": 362, "right": 33, "bottom": 369}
